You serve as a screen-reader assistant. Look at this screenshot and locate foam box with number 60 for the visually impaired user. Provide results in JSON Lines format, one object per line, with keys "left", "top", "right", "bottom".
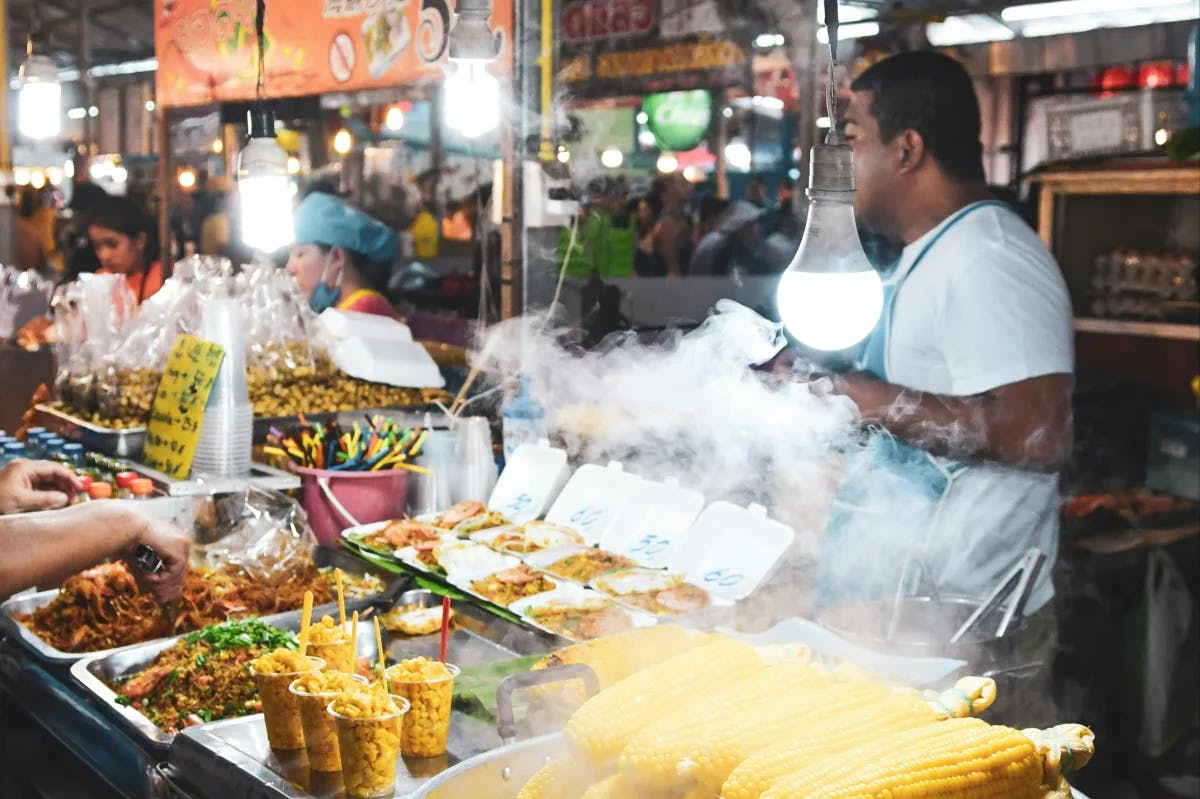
{"left": 543, "top": 461, "right": 645, "bottom": 546}
{"left": 601, "top": 477, "right": 705, "bottom": 569}
{"left": 487, "top": 440, "right": 569, "bottom": 523}
{"left": 669, "top": 502, "right": 795, "bottom": 600}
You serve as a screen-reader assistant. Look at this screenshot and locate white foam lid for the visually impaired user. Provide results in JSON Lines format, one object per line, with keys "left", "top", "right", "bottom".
{"left": 543, "top": 461, "right": 645, "bottom": 546}
{"left": 488, "top": 439, "right": 569, "bottom": 524}
{"left": 319, "top": 309, "right": 444, "bottom": 388}
{"left": 600, "top": 477, "right": 705, "bottom": 569}
{"left": 669, "top": 501, "right": 795, "bottom": 601}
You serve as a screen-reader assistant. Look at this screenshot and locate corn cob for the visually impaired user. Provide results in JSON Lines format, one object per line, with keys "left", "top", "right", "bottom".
{"left": 530, "top": 625, "right": 702, "bottom": 707}
{"left": 720, "top": 677, "right": 998, "bottom": 799}
{"left": 621, "top": 677, "right": 900, "bottom": 792}
{"left": 564, "top": 637, "right": 762, "bottom": 766}
{"left": 514, "top": 758, "right": 595, "bottom": 799}
{"left": 759, "top": 717, "right": 1044, "bottom": 799}
{"left": 580, "top": 774, "right": 717, "bottom": 799}
{"left": 617, "top": 661, "right": 829, "bottom": 789}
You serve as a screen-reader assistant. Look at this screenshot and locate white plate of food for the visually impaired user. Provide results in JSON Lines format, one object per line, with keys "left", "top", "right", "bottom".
{"left": 395, "top": 536, "right": 510, "bottom": 578}
{"left": 470, "top": 521, "right": 585, "bottom": 555}
{"left": 590, "top": 567, "right": 722, "bottom": 616}
{"left": 510, "top": 584, "right": 656, "bottom": 641}
{"left": 450, "top": 563, "right": 558, "bottom": 608}
{"left": 524, "top": 545, "right": 640, "bottom": 585}
{"left": 342, "top": 518, "right": 442, "bottom": 556}
{"left": 421, "top": 501, "right": 512, "bottom": 537}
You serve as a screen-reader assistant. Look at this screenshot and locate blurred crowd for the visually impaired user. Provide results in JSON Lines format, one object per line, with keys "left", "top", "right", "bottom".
{"left": 557, "top": 174, "right": 803, "bottom": 280}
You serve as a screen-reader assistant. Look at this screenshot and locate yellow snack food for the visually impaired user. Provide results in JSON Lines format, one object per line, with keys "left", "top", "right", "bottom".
{"left": 307, "top": 615, "right": 356, "bottom": 674}
{"left": 251, "top": 651, "right": 323, "bottom": 750}
{"left": 385, "top": 658, "right": 458, "bottom": 758}
{"left": 329, "top": 683, "right": 408, "bottom": 798}
{"left": 290, "top": 672, "right": 367, "bottom": 772}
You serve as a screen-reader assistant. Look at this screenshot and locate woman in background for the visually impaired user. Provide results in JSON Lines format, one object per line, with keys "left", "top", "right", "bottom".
{"left": 88, "top": 195, "right": 164, "bottom": 303}
{"left": 286, "top": 192, "right": 399, "bottom": 319}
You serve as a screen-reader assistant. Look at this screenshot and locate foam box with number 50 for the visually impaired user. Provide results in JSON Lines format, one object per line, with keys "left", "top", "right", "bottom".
{"left": 669, "top": 501, "right": 795, "bottom": 601}
{"left": 601, "top": 477, "right": 705, "bottom": 569}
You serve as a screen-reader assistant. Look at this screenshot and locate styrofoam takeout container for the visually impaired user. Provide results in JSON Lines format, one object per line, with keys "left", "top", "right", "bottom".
{"left": 669, "top": 501, "right": 796, "bottom": 601}
{"left": 488, "top": 440, "right": 570, "bottom": 524}
{"left": 448, "top": 564, "right": 559, "bottom": 608}
{"left": 600, "top": 477, "right": 705, "bottom": 569}
{"left": 543, "top": 461, "right": 645, "bottom": 546}
{"left": 509, "top": 583, "right": 658, "bottom": 640}
{"left": 469, "top": 521, "right": 584, "bottom": 554}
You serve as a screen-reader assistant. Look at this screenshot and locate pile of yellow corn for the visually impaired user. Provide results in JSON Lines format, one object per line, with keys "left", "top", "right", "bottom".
{"left": 516, "top": 628, "right": 1095, "bottom": 799}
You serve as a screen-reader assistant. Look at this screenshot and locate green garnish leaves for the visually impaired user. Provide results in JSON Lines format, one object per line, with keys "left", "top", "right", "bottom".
{"left": 182, "top": 619, "right": 296, "bottom": 652}
{"left": 114, "top": 695, "right": 131, "bottom": 706}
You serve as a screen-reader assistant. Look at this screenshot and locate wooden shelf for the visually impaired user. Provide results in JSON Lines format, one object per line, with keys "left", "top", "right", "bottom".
{"left": 1074, "top": 317, "right": 1200, "bottom": 341}
{"left": 1028, "top": 160, "right": 1200, "bottom": 196}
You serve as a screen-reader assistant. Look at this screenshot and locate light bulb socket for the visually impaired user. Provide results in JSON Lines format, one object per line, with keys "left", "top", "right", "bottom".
{"left": 247, "top": 104, "right": 276, "bottom": 139}
{"left": 808, "top": 142, "right": 855, "bottom": 198}
{"left": 449, "top": 0, "right": 500, "bottom": 62}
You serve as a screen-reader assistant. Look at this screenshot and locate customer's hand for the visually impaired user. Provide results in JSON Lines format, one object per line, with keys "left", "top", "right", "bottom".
{"left": 0, "top": 459, "right": 83, "bottom": 515}
{"left": 126, "top": 511, "right": 191, "bottom": 603}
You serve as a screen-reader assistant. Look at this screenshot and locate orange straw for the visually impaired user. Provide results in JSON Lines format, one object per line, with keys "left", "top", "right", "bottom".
{"left": 374, "top": 616, "right": 388, "bottom": 694}
{"left": 438, "top": 597, "right": 452, "bottom": 663}
{"left": 298, "top": 590, "right": 314, "bottom": 656}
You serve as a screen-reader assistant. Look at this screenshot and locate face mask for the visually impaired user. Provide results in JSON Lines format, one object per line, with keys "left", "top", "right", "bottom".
{"left": 308, "top": 254, "right": 341, "bottom": 313}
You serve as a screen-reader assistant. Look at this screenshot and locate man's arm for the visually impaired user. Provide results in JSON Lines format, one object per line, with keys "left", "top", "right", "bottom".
{"left": 656, "top": 219, "right": 685, "bottom": 276}
{"left": 832, "top": 371, "right": 1073, "bottom": 471}
{"left": 0, "top": 502, "right": 190, "bottom": 600}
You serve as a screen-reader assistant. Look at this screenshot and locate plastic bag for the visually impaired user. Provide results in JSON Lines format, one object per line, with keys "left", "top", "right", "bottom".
{"left": 191, "top": 487, "right": 320, "bottom": 580}
{"left": 51, "top": 273, "right": 138, "bottom": 418}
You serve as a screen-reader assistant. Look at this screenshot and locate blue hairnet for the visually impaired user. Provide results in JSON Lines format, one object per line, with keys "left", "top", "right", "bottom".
{"left": 294, "top": 192, "right": 399, "bottom": 263}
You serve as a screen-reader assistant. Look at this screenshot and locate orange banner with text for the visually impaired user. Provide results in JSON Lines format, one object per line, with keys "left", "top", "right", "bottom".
{"left": 154, "top": 0, "right": 512, "bottom": 109}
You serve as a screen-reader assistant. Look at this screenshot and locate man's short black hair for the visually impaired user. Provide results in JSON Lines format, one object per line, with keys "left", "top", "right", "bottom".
{"left": 850, "top": 51, "right": 985, "bottom": 183}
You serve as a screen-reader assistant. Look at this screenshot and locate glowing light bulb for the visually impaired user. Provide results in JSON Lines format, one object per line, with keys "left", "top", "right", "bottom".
{"left": 333, "top": 128, "right": 353, "bottom": 155}
{"left": 238, "top": 106, "right": 295, "bottom": 252}
{"left": 13, "top": 169, "right": 30, "bottom": 186}
{"left": 601, "top": 149, "right": 623, "bottom": 168}
{"left": 287, "top": 156, "right": 301, "bottom": 175}
{"left": 443, "top": 60, "right": 501, "bottom": 139}
{"left": 776, "top": 143, "right": 883, "bottom": 351}
{"left": 656, "top": 153, "right": 679, "bottom": 173}
{"left": 724, "top": 139, "right": 752, "bottom": 171}
{"left": 1154, "top": 128, "right": 1169, "bottom": 146}
{"left": 212, "top": 138, "right": 224, "bottom": 154}
{"left": 556, "top": 146, "right": 571, "bottom": 163}
{"left": 30, "top": 171, "right": 46, "bottom": 189}
{"left": 178, "top": 169, "right": 197, "bottom": 189}
{"left": 18, "top": 55, "right": 62, "bottom": 140}
{"left": 112, "top": 167, "right": 128, "bottom": 184}
{"left": 385, "top": 106, "right": 405, "bottom": 131}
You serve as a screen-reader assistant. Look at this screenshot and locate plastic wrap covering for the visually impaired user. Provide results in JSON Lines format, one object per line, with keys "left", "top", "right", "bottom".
{"left": 51, "top": 273, "right": 139, "bottom": 422}
{"left": 192, "top": 487, "right": 322, "bottom": 581}
{"left": 1, "top": 265, "right": 55, "bottom": 343}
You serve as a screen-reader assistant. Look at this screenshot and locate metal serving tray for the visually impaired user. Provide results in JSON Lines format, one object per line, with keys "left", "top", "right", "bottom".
{"left": 71, "top": 590, "right": 558, "bottom": 754}
{"left": 1, "top": 590, "right": 362, "bottom": 665}
{"left": 33, "top": 402, "right": 147, "bottom": 458}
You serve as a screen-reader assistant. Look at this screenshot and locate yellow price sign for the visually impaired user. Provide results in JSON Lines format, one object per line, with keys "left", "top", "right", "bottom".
{"left": 143, "top": 334, "right": 226, "bottom": 479}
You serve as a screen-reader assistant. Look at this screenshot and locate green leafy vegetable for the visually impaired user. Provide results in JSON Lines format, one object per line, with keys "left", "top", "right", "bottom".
{"left": 114, "top": 695, "right": 132, "bottom": 706}
{"left": 182, "top": 619, "right": 297, "bottom": 652}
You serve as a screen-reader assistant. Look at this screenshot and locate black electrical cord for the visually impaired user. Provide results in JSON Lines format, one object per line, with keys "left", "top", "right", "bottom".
{"left": 255, "top": 0, "right": 267, "bottom": 101}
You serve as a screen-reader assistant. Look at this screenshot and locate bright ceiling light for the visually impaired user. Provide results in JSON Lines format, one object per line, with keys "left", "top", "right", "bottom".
{"left": 682, "top": 166, "right": 703, "bottom": 182}
{"left": 66, "top": 107, "right": 87, "bottom": 120}
{"left": 64, "top": 160, "right": 75, "bottom": 178}
{"left": 332, "top": 128, "right": 353, "bottom": 155}
{"left": 926, "top": 14, "right": 1016, "bottom": 45}
{"left": 287, "top": 156, "right": 301, "bottom": 175}
{"left": 753, "top": 33, "right": 786, "bottom": 48}
{"left": 178, "top": 169, "right": 197, "bottom": 189}
{"left": 636, "top": 111, "right": 649, "bottom": 125}
{"left": 444, "top": 61, "right": 501, "bottom": 139}
{"left": 145, "top": 100, "right": 156, "bottom": 112}
{"left": 212, "top": 138, "right": 224, "bottom": 154}
{"left": 30, "top": 171, "right": 46, "bottom": 189}
{"left": 47, "top": 167, "right": 63, "bottom": 186}
{"left": 638, "top": 129, "right": 657, "bottom": 147}
{"left": 601, "top": 148, "right": 624, "bottom": 168}
{"left": 656, "top": 153, "right": 679, "bottom": 173}
{"left": 385, "top": 106, "right": 405, "bottom": 131}
{"left": 1155, "top": 128, "right": 1170, "bottom": 146}
{"left": 112, "top": 166, "right": 128, "bottom": 184}
{"left": 816, "top": 116, "right": 832, "bottom": 129}
{"left": 1012, "top": 1, "right": 1198, "bottom": 35}
{"left": 239, "top": 107, "right": 295, "bottom": 252}
{"left": 88, "top": 106, "right": 99, "bottom": 117}
{"left": 556, "top": 146, "right": 571, "bottom": 163}
{"left": 725, "top": 139, "right": 753, "bottom": 172}
{"left": 819, "top": 4, "right": 876, "bottom": 22}
{"left": 751, "top": 96, "right": 786, "bottom": 112}
{"left": 1001, "top": 0, "right": 1181, "bottom": 20}
{"left": 13, "top": 169, "right": 30, "bottom": 186}
{"left": 818, "top": 21, "right": 879, "bottom": 43}
{"left": 18, "top": 55, "right": 62, "bottom": 140}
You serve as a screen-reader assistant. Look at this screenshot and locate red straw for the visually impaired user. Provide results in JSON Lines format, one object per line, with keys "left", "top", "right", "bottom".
{"left": 438, "top": 596, "right": 452, "bottom": 662}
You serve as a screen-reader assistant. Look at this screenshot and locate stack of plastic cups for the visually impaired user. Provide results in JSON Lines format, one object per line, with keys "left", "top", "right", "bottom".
{"left": 453, "top": 416, "right": 497, "bottom": 503}
{"left": 409, "top": 413, "right": 458, "bottom": 516}
{"left": 192, "top": 298, "right": 253, "bottom": 478}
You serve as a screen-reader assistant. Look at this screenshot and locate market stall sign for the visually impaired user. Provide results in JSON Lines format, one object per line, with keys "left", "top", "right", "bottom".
{"left": 153, "top": 0, "right": 513, "bottom": 108}
{"left": 143, "top": 335, "right": 225, "bottom": 479}
{"left": 642, "top": 90, "right": 712, "bottom": 151}
{"left": 558, "top": 0, "right": 752, "bottom": 98}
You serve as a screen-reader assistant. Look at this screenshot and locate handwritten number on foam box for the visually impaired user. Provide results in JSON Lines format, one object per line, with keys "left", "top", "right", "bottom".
{"left": 630, "top": 533, "right": 671, "bottom": 559}
{"left": 568, "top": 506, "right": 604, "bottom": 533}
{"left": 703, "top": 569, "right": 744, "bottom": 589}
{"left": 143, "top": 333, "right": 225, "bottom": 480}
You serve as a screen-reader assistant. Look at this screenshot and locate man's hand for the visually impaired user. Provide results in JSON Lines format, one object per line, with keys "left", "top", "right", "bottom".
{"left": 0, "top": 459, "right": 83, "bottom": 515}
{"left": 125, "top": 512, "right": 191, "bottom": 602}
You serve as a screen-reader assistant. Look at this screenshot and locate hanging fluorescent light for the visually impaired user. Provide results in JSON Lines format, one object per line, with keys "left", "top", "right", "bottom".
{"left": 212, "top": 138, "right": 224, "bottom": 154}
{"left": 818, "top": 3, "right": 876, "bottom": 23}
{"left": 238, "top": 0, "right": 295, "bottom": 253}
{"left": 18, "top": 53, "right": 62, "bottom": 140}
{"left": 1001, "top": 0, "right": 1182, "bottom": 21}
{"left": 818, "top": 22, "right": 878, "bottom": 43}
{"left": 1013, "top": 1, "right": 1198, "bottom": 36}
{"left": 445, "top": 0, "right": 502, "bottom": 139}
{"left": 926, "top": 14, "right": 1016, "bottom": 46}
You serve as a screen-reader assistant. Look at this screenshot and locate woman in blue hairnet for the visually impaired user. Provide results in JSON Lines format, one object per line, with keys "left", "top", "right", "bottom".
{"left": 286, "top": 192, "right": 399, "bottom": 319}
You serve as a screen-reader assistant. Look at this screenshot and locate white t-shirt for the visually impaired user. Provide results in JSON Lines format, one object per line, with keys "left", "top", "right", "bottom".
{"left": 885, "top": 202, "right": 1073, "bottom": 613}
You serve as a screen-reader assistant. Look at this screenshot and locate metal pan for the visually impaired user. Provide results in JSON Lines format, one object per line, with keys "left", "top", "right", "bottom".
{"left": 32, "top": 402, "right": 146, "bottom": 458}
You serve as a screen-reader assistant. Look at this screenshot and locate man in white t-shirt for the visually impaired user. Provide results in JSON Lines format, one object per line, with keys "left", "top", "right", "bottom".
{"left": 815, "top": 52, "right": 1073, "bottom": 648}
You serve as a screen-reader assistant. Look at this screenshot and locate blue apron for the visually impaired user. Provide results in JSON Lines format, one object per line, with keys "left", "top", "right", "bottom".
{"left": 815, "top": 201, "right": 1009, "bottom": 608}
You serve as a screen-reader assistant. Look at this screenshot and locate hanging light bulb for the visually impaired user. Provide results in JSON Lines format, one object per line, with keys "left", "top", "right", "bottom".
{"left": 18, "top": 52, "right": 62, "bottom": 140}
{"left": 385, "top": 106, "right": 405, "bottom": 131}
{"left": 332, "top": 128, "right": 354, "bottom": 155}
{"left": 445, "top": 0, "right": 502, "bottom": 139}
{"left": 238, "top": 0, "right": 295, "bottom": 253}
{"left": 239, "top": 107, "right": 295, "bottom": 252}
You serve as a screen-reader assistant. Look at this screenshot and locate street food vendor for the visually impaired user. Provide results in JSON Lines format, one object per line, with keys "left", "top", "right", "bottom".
{"left": 287, "top": 192, "right": 400, "bottom": 319}
{"left": 814, "top": 53, "right": 1073, "bottom": 624}
{"left": 0, "top": 460, "right": 189, "bottom": 601}
{"left": 89, "top": 195, "right": 165, "bottom": 303}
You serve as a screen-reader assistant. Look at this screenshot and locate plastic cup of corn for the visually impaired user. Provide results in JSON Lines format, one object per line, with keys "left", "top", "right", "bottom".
{"left": 307, "top": 616, "right": 357, "bottom": 674}
{"left": 251, "top": 650, "right": 324, "bottom": 751}
{"left": 290, "top": 671, "right": 368, "bottom": 772}
{"left": 328, "top": 685, "right": 409, "bottom": 798}
{"left": 385, "top": 658, "right": 459, "bottom": 758}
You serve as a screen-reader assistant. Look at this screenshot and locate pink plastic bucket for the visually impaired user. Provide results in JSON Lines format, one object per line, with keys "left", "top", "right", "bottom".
{"left": 295, "top": 466, "right": 410, "bottom": 546}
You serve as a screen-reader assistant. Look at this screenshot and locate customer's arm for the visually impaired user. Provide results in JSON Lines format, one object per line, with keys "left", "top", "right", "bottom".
{"left": 0, "top": 501, "right": 190, "bottom": 600}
